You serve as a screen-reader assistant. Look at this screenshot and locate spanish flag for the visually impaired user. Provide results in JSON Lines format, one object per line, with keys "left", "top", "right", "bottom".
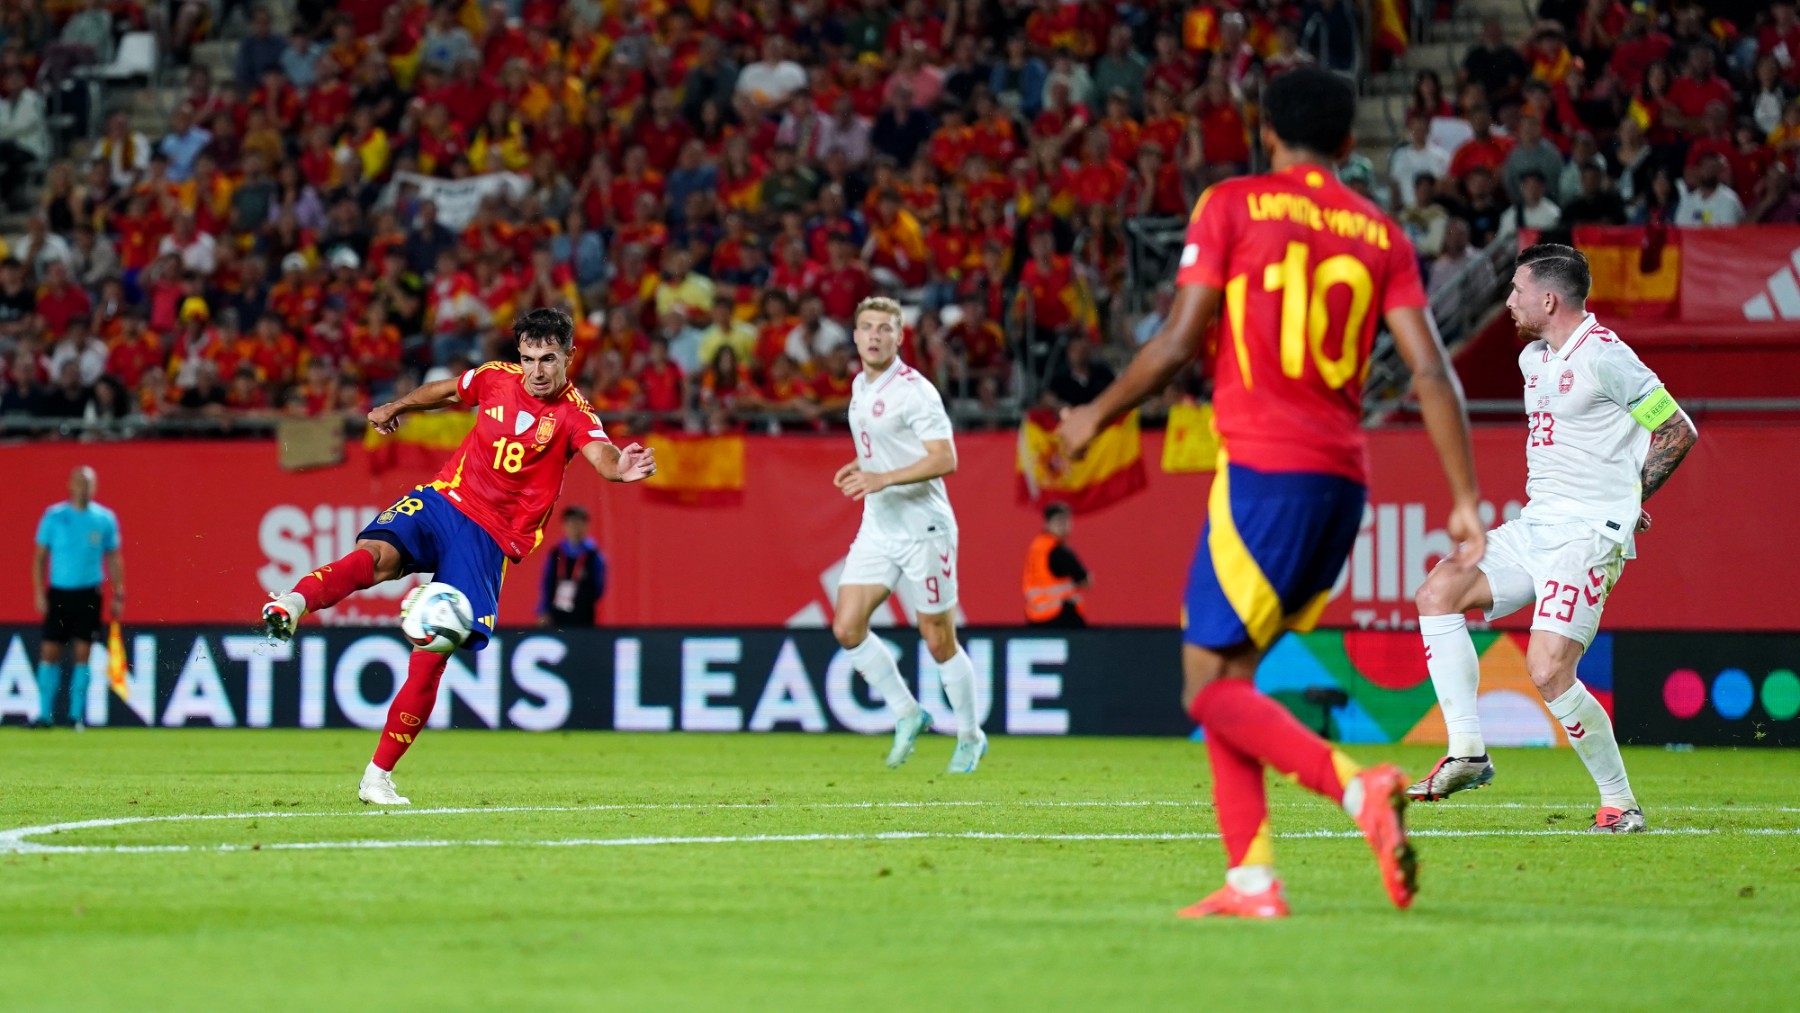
{"left": 107, "top": 621, "right": 129, "bottom": 700}
{"left": 1017, "top": 408, "right": 1147, "bottom": 514}
{"left": 1372, "top": 0, "right": 1408, "bottom": 57}
{"left": 365, "top": 411, "right": 479, "bottom": 475}
{"left": 1575, "top": 225, "right": 1680, "bottom": 319}
{"left": 643, "top": 432, "right": 747, "bottom": 506}
{"left": 1161, "top": 400, "right": 1220, "bottom": 474}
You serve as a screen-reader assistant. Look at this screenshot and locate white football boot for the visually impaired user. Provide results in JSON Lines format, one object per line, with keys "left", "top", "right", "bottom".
{"left": 947, "top": 731, "right": 989, "bottom": 775}
{"left": 358, "top": 762, "right": 410, "bottom": 805}
{"left": 885, "top": 708, "right": 933, "bottom": 768}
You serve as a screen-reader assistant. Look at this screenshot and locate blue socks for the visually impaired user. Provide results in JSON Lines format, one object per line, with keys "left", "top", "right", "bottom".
{"left": 36, "top": 661, "right": 61, "bottom": 723}
{"left": 69, "top": 665, "right": 91, "bottom": 725}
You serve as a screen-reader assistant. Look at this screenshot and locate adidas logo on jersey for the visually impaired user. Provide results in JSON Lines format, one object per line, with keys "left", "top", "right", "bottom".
{"left": 484, "top": 406, "right": 504, "bottom": 422}
{"left": 1741, "top": 247, "right": 1800, "bottom": 321}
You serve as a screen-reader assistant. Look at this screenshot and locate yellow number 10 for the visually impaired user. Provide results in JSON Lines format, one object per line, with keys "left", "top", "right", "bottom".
{"left": 1224, "top": 241, "right": 1374, "bottom": 390}
{"left": 490, "top": 438, "right": 525, "bottom": 473}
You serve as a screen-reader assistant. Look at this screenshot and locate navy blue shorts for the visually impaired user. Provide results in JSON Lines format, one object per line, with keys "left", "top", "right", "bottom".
{"left": 1183, "top": 462, "right": 1366, "bottom": 652}
{"left": 359, "top": 487, "right": 505, "bottom": 650}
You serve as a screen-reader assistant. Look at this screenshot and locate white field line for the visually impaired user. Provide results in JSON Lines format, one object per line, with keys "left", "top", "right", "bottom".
{"left": 9, "top": 827, "right": 1800, "bottom": 856}
{"left": 2, "top": 799, "right": 1797, "bottom": 856}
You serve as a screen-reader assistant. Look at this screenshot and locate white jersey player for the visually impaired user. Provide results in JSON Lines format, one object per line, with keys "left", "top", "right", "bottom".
{"left": 1408, "top": 244, "right": 1697, "bottom": 832}
{"left": 831, "top": 296, "right": 988, "bottom": 773}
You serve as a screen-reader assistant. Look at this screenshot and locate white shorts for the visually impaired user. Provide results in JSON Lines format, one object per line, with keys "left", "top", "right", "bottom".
{"left": 841, "top": 530, "right": 959, "bottom": 615}
{"left": 1478, "top": 519, "right": 1626, "bottom": 648}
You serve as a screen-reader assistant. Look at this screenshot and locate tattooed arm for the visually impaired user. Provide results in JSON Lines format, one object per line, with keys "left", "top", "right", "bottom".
{"left": 1635, "top": 410, "right": 1698, "bottom": 531}
{"left": 1641, "top": 411, "right": 1698, "bottom": 502}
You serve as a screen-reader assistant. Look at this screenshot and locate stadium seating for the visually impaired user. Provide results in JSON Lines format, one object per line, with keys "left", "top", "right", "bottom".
{"left": 0, "top": 0, "right": 1792, "bottom": 442}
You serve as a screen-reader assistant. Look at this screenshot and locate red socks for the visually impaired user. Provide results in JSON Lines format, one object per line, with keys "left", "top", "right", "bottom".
{"left": 372, "top": 650, "right": 450, "bottom": 771}
{"left": 1191, "top": 677, "right": 1362, "bottom": 869}
{"left": 1204, "top": 732, "right": 1273, "bottom": 868}
{"left": 293, "top": 547, "right": 377, "bottom": 614}
{"left": 1190, "top": 677, "right": 1354, "bottom": 803}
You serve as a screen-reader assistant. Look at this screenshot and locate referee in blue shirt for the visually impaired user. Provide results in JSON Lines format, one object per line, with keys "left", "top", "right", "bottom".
{"left": 31, "top": 466, "right": 124, "bottom": 728}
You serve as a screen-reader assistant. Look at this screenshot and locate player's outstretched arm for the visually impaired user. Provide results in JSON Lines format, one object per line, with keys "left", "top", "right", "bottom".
{"left": 1055, "top": 284, "right": 1221, "bottom": 457}
{"left": 582, "top": 440, "right": 657, "bottom": 483}
{"left": 367, "top": 377, "right": 465, "bottom": 434}
{"left": 1386, "top": 305, "right": 1485, "bottom": 564}
{"left": 837, "top": 439, "right": 956, "bottom": 501}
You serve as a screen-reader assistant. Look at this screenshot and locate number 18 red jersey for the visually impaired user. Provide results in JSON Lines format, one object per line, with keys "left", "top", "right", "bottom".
{"left": 1176, "top": 164, "right": 1427, "bottom": 484}
{"left": 428, "top": 362, "right": 612, "bottom": 561}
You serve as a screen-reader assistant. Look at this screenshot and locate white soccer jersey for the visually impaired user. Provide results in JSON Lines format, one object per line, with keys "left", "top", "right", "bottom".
{"left": 1516, "top": 312, "right": 1663, "bottom": 544}
{"left": 847, "top": 360, "right": 957, "bottom": 543}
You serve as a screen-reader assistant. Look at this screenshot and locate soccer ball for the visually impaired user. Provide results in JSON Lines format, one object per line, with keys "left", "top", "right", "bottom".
{"left": 400, "top": 582, "right": 475, "bottom": 654}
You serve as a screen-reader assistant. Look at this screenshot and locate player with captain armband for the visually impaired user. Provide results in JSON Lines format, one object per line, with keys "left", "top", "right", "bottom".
{"left": 1408, "top": 244, "right": 1699, "bottom": 833}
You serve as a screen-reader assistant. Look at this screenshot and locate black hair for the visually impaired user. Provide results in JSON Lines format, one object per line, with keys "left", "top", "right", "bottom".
{"left": 563, "top": 505, "right": 589, "bottom": 522}
{"left": 514, "top": 307, "right": 574, "bottom": 351}
{"left": 1044, "top": 503, "right": 1072, "bottom": 522}
{"left": 1518, "top": 243, "right": 1591, "bottom": 302}
{"left": 1262, "top": 66, "right": 1356, "bottom": 158}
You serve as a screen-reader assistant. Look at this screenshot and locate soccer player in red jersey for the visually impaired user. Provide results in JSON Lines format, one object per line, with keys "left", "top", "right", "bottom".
{"left": 1058, "top": 67, "right": 1486, "bottom": 919}
{"left": 258, "top": 309, "right": 656, "bottom": 805}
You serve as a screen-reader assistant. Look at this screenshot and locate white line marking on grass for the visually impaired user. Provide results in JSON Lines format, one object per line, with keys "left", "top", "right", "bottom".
{"left": 3, "top": 798, "right": 1794, "bottom": 856}
{"left": 3, "top": 798, "right": 1798, "bottom": 859}
{"left": 9, "top": 826, "right": 1800, "bottom": 856}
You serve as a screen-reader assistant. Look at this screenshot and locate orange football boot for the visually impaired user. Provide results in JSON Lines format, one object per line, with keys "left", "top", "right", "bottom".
{"left": 1176, "top": 880, "right": 1290, "bottom": 919}
{"left": 1352, "top": 764, "right": 1419, "bottom": 909}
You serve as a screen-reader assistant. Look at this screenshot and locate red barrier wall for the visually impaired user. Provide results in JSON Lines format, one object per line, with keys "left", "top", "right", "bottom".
{"left": 0, "top": 422, "right": 1777, "bottom": 630}
{"left": 1457, "top": 312, "right": 1800, "bottom": 402}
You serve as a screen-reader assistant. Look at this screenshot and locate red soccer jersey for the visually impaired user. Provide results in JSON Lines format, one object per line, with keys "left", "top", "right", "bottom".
{"left": 816, "top": 264, "right": 874, "bottom": 322}
{"left": 1175, "top": 165, "right": 1427, "bottom": 483}
{"left": 430, "top": 362, "right": 613, "bottom": 561}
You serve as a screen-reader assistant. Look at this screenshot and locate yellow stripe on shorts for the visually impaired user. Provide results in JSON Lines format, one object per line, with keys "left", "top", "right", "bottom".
{"left": 1205, "top": 455, "right": 1286, "bottom": 650}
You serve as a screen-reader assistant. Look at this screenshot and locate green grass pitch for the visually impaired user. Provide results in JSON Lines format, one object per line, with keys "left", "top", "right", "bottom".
{"left": 1, "top": 731, "right": 1795, "bottom": 1010}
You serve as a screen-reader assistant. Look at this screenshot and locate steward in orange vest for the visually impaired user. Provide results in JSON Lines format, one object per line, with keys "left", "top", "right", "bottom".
{"left": 1023, "top": 503, "right": 1089, "bottom": 626}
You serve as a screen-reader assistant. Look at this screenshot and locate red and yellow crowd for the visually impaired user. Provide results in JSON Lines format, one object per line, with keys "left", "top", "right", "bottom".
{"left": 0, "top": 0, "right": 1787, "bottom": 434}
{"left": 1387, "top": 0, "right": 1800, "bottom": 301}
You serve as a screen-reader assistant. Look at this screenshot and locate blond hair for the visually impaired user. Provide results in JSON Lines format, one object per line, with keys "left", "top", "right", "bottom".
{"left": 853, "top": 296, "right": 904, "bottom": 327}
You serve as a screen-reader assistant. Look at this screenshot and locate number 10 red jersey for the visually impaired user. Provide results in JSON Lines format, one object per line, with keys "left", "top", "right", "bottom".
{"left": 1176, "top": 164, "right": 1427, "bottom": 484}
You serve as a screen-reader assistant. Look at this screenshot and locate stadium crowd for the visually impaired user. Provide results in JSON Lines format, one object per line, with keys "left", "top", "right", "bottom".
{"left": 1390, "top": 0, "right": 1800, "bottom": 301}
{"left": 0, "top": 0, "right": 1790, "bottom": 435}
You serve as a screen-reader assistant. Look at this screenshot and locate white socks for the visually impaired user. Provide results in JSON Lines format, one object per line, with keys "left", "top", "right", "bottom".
{"left": 1226, "top": 864, "right": 1275, "bottom": 895}
{"left": 1547, "top": 682, "right": 1636, "bottom": 810}
{"left": 845, "top": 635, "right": 919, "bottom": 718}
{"left": 938, "top": 646, "right": 981, "bottom": 740}
{"left": 1420, "top": 613, "right": 1486, "bottom": 758}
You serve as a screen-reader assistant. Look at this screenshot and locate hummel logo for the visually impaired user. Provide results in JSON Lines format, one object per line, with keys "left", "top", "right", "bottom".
{"left": 1564, "top": 722, "right": 1587, "bottom": 740}
{"left": 484, "top": 406, "right": 504, "bottom": 422}
{"left": 1741, "top": 247, "right": 1800, "bottom": 321}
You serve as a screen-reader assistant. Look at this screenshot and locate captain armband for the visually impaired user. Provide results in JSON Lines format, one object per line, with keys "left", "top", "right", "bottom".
{"left": 1629, "top": 387, "right": 1679, "bottom": 431}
